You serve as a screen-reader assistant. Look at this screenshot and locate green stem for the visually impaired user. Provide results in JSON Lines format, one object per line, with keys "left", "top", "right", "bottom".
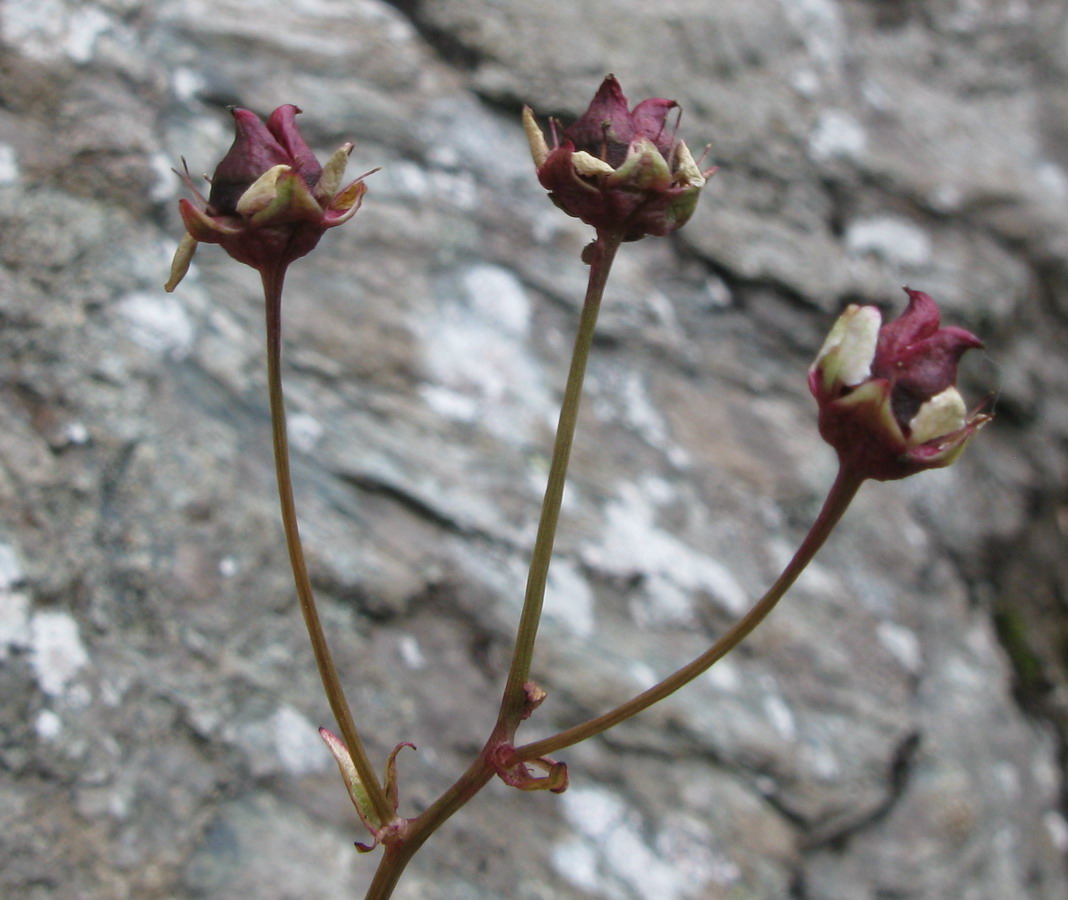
{"left": 496, "top": 230, "right": 623, "bottom": 732}
{"left": 364, "top": 231, "right": 624, "bottom": 898}
{"left": 512, "top": 464, "right": 865, "bottom": 762}
{"left": 365, "top": 748, "right": 496, "bottom": 899}
{"left": 261, "top": 266, "right": 393, "bottom": 828}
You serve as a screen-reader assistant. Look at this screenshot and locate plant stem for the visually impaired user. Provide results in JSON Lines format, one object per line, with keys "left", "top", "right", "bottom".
{"left": 365, "top": 748, "right": 497, "bottom": 899}
{"left": 261, "top": 266, "right": 393, "bottom": 828}
{"left": 496, "top": 230, "right": 622, "bottom": 732}
{"left": 511, "top": 464, "right": 865, "bottom": 762}
{"left": 364, "top": 231, "right": 624, "bottom": 898}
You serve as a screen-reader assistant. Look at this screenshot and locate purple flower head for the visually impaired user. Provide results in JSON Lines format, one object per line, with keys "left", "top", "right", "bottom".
{"left": 523, "top": 75, "right": 716, "bottom": 241}
{"left": 165, "top": 105, "right": 373, "bottom": 290}
{"left": 809, "top": 288, "right": 990, "bottom": 481}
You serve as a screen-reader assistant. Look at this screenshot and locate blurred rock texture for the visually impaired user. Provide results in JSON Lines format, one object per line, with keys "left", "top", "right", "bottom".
{"left": 2, "top": 0, "right": 1068, "bottom": 897}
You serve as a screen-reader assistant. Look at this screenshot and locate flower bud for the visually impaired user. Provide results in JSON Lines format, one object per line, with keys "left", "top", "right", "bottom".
{"left": 809, "top": 288, "right": 990, "bottom": 481}
{"left": 165, "top": 105, "right": 374, "bottom": 290}
{"left": 523, "top": 75, "right": 715, "bottom": 241}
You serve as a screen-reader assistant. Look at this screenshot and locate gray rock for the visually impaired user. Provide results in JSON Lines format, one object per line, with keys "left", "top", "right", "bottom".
{"left": 1, "top": 0, "right": 1066, "bottom": 898}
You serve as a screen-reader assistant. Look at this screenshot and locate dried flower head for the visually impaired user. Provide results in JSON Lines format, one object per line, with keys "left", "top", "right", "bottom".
{"left": 523, "top": 75, "right": 715, "bottom": 241}
{"left": 165, "top": 105, "right": 372, "bottom": 290}
{"left": 809, "top": 288, "right": 990, "bottom": 481}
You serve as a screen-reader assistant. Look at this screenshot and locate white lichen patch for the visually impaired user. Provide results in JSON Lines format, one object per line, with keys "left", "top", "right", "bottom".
{"left": 287, "top": 412, "right": 324, "bottom": 453}
{"left": 1044, "top": 810, "right": 1068, "bottom": 853}
{"left": 808, "top": 109, "right": 867, "bottom": 162}
{"left": 552, "top": 785, "right": 729, "bottom": 900}
{"left": 426, "top": 168, "right": 478, "bottom": 210}
{"left": 582, "top": 478, "right": 748, "bottom": 621}
{"left": 0, "top": 588, "right": 31, "bottom": 659}
{"left": 1035, "top": 160, "right": 1068, "bottom": 200}
{"left": 35, "top": 708, "right": 62, "bottom": 740}
{"left": 877, "top": 620, "right": 923, "bottom": 673}
{"left": 64, "top": 421, "right": 90, "bottom": 445}
{"left": 845, "top": 216, "right": 932, "bottom": 267}
{"left": 171, "top": 66, "right": 207, "bottom": 103}
{"left": 460, "top": 263, "right": 530, "bottom": 337}
{"left": 0, "top": 566, "right": 29, "bottom": 676}
{"left": 543, "top": 557, "right": 596, "bottom": 639}
{"left": 801, "top": 737, "right": 842, "bottom": 780}
{"left": 0, "top": 143, "right": 19, "bottom": 184}
{"left": 551, "top": 838, "right": 602, "bottom": 896}
{"left": 397, "top": 633, "right": 426, "bottom": 670}
{"left": 271, "top": 705, "right": 330, "bottom": 777}
{"left": 704, "top": 657, "right": 741, "bottom": 692}
{"left": 148, "top": 151, "right": 179, "bottom": 202}
{"left": 2, "top": 0, "right": 119, "bottom": 64}
{"left": 29, "top": 610, "right": 89, "bottom": 698}
{"left": 418, "top": 384, "right": 478, "bottom": 422}
{"left": 778, "top": 0, "right": 846, "bottom": 74}
{"left": 761, "top": 687, "right": 798, "bottom": 741}
{"left": 591, "top": 368, "right": 689, "bottom": 466}
{"left": 417, "top": 264, "right": 552, "bottom": 442}
{"left": 628, "top": 661, "right": 659, "bottom": 691}
{"left": 993, "top": 760, "right": 1021, "bottom": 800}
{"left": 379, "top": 159, "right": 430, "bottom": 199}
{"left": 236, "top": 704, "right": 332, "bottom": 778}
{"left": 789, "top": 67, "right": 822, "bottom": 98}
{"left": 561, "top": 784, "right": 626, "bottom": 842}
{"left": 117, "top": 291, "right": 196, "bottom": 359}
{"left": 0, "top": 541, "right": 23, "bottom": 590}
{"left": 629, "top": 575, "right": 697, "bottom": 630}
{"left": 943, "top": 654, "right": 987, "bottom": 692}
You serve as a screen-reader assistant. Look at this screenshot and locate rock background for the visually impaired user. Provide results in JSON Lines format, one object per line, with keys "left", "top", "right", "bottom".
{"left": 2, "top": 0, "right": 1068, "bottom": 897}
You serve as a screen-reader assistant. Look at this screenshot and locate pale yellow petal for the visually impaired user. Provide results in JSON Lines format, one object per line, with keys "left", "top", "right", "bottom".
{"left": 908, "top": 387, "right": 967, "bottom": 445}
{"left": 316, "top": 143, "right": 353, "bottom": 200}
{"left": 607, "top": 138, "right": 671, "bottom": 189}
{"left": 673, "top": 141, "right": 706, "bottom": 188}
{"left": 164, "top": 233, "right": 198, "bottom": 292}
{"left": 522, "top": 106, "right": 550, "bottom": 168}
{"left": 235, "top": 164, "right": 290, "bottom": 217}
{"left": 812, "top": 304, "right": 881, "bottom": 390}
{"left": 571, "top": 150, "right": 616, "bottom": 177}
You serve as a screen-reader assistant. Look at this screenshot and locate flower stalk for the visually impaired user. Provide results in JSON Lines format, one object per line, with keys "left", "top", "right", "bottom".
{"left": 497, "top": 230, "right": 622, "bottom": 731}
{"left": 262, "top": 265, "right": 393, "bottom": 828}
{"left": 509, "top": 464, "right": 865, "bottom": 763}
{"left": 364, "top": 452, "right": 867, "bottom": 899}
{"left": 364, "top": 229, "right": 624, "bottom": 898}
{"left": 166, "top": 103, "right": 389, "bottom": 829}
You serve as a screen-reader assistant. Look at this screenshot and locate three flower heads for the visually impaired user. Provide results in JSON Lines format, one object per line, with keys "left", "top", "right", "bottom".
{"left": 165, "top": 82, "right": 988, "bottom": 478}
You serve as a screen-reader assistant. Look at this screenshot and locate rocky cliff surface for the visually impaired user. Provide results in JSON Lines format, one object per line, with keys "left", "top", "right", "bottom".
{"left": 2, "top": 1, "right": 1067, "bottom": 897}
